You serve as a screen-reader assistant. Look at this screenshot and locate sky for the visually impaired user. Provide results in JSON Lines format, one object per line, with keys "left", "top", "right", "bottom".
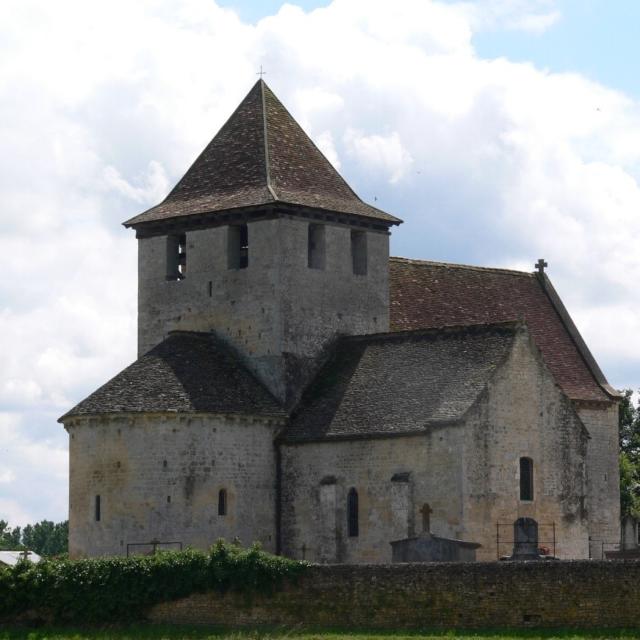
{"left": 1, "top": 0, "right": 639, "bottom": 527}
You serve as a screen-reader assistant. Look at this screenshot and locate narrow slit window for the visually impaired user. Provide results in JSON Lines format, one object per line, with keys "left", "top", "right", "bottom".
{"left": 307, "top": 223, "right": 326, "bottom": 270}
{"left": 520, "top": 457, "right": 534, "bottom": 501}
{"left": 228, "top": 224, "right": 249, "bottom": 270}
{"left": 166, "top": 233, "right": 187, "bottom": 280}
{"left": 347, "top": 487, "right": 359, "bottom": 537}
{"left": 95, "top": 495, "right": 101, "bottom": 522}
{"left": 218, "top": 488, "right": 227, "bottom": 516}
{"left": 350, "top": 230, "right": 367, "bottom": 275}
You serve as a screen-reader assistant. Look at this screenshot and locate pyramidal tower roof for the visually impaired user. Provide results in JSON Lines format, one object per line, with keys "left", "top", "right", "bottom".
{"left": 125, "top": 80, "right": 401, "bottom": 228}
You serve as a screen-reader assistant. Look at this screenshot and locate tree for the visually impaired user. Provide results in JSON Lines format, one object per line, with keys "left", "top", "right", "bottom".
{"left": 0, "top": 519, "right": 68, "bottom": 556}
{"left": 0, "top": 520, "right": 23, "bottom": 550}
{"left": 619, "top": 390, "right": 640, "bottom": 519}
{"left": 21, "top": 520, "right": 68, "bottom": 556}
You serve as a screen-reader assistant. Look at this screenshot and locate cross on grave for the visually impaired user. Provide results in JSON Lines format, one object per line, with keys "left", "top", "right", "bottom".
{"left": 256, "top": 65, "right": 266, "bottom": 79}
{"left": 535, "top": 258, "right": 548, "bottom": 275}
{"left": 420, "top": 503, "right": 433, "bottom": 534}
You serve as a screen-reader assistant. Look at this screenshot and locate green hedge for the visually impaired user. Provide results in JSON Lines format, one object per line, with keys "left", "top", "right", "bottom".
{"left": 0, "top": 541, "right": 307, "bottom": 623}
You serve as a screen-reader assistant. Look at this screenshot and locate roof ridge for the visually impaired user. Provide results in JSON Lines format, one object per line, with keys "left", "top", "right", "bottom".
{"left": 536, "top": 274, "right": 620, "bottom": 399}
{"left": 259, "top": 80, "right": 278, "bottom": 201}
{"left": 341, "top": 320, "right": 523, "bottom": 344}
{"left": 261, "top": 81, "right": 365, "bottom": 206}
{"left": 390, "top": 256, "right": 534, "bottom": 277}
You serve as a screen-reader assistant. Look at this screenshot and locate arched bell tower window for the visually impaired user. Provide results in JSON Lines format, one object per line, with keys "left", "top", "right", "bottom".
{"left": 218, "top": 489, "right": 227, "bottom": 516}
{"left": 347, "top": 487, "right": 359, "bottom": 537}
{"left": 228, "top": 224, "right": 249, "bottom": 269}
{"left": 166, "top": 233, "right": 187, "bottom": 280}
{"left": 520, "top": 457, "right": 534, "bottom": 501}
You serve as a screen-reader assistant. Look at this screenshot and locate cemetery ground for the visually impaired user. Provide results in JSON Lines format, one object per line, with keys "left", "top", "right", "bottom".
{"left": 2, "top": 627, "right": 640, "bottom": 640}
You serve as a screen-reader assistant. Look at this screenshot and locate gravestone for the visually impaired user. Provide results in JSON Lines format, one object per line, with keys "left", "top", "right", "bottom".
{"left": 512, "top": 517, "right": 539, "bottom": 559}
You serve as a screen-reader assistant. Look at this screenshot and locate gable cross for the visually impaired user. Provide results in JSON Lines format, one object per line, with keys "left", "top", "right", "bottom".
{"left": 535, "top": 258, "right": 548, "bottom": 275}
{"left": 420, "top": 503, "right": 433, "bottom": 534}
{"left": 257, "top": 65, "right": 266, "bottom": 79}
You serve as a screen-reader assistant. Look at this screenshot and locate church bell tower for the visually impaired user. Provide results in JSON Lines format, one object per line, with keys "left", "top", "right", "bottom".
{"left": 125, "top": 80, "right": 402, "bottom": 406}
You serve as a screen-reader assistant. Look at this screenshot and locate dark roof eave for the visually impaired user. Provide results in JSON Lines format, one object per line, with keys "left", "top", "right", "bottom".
{"left": 279, "top": 420, "right": 463, "bottom": 445}
{"left": 59, "top": 408, "right": 288, "bottom": 424}
{"left": 338, "top": 319, "right": 523, "bottom": 345}
{"left": 123, "top": 200, "right": 402, "bottom": 234}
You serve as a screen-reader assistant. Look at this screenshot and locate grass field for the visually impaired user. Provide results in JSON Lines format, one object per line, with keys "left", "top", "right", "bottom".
{"left": 1, "top": 627, "right": 640, "bottom": 640}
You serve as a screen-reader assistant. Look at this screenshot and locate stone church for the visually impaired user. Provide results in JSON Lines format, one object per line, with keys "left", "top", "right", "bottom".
{"left": 60, "top": 80, "right": 620, "bottom": 562}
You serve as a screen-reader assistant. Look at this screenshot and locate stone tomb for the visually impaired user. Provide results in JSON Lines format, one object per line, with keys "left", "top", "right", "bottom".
{"left": 390, "top": 503, "right": 481, "bottom": 562}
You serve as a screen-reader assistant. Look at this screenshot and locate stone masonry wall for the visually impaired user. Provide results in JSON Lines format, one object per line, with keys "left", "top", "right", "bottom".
{"left": 66, "top": 413, "right": 279, "bottom": 558}
{"left": 137, "top": 215, "right": 389, "bottom": 405}
{"left": 280, "top": 328, "right": 593, "bottom": 564}
{"left": 280, "top": 428, "right": 465, "bottom": 564}
{"left": 462, "top": 329, "right": 590, "bottom": 561}
{"left": 578, "top": 403, "right": 620, "bottom": 558}
{"left": 147, "top": 561, "right": 640, "bottom": 629}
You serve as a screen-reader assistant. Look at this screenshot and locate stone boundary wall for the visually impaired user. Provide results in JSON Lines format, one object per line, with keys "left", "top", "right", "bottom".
{"left": 148, "top": 561, "right": 640, "bottom": 630}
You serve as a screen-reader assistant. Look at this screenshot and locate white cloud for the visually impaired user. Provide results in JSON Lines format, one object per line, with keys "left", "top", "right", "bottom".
{"left": 0, "top": 0, "right": 639, "bottom": 524}
{"left": 0, "top": 470, "right": 16, "bottom": 485}
{"left": 463, "top": 0, "right": 562, "bottom": 34}
{"left": 103, "top": 161, "right": 170, "bottom": 205}
{"left": 0, "top": 413, "right": 67, "bottom": 526}
{"left": 345, "top": 129, "right": 414, "bottom": 184}
{"left": 314, "top": 131, "right": 342, "bottom": 170}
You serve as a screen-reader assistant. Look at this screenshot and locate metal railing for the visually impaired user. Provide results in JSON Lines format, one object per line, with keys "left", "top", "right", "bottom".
{"left": 594, "top": 540, "right": 640, "bottom": 560}
{"left": 496, "top": 522, "right": 556, "bottom": 560}
{"left": 126, "top": 539, "right": 182, "bottom": 557}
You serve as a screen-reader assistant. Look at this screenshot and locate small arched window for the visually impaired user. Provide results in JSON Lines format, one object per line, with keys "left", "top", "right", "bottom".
{"left": 218, "top": 489, "right": 227, "bottom": 516}
{"left": 520, "top": 457, "right": 534, "bottom": 501}
{"left": 347, "top": 488, "right": 359, "bottom": 537}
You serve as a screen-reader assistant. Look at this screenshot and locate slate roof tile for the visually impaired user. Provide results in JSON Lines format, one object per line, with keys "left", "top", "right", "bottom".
{"left": 59, "top": 332, "right": 285, "bottom": 421}
{"left": 389, "top": 257, "right": 612, "bottom": 402}
{"left": 125, "top": 81, "right": 400, "bottom": 228}
{"left": 284, "top": 323, "right": 517, "bottom": 443}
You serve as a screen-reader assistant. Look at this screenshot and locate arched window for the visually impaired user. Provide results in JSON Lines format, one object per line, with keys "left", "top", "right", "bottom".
{"left": 347, "top": 488, "right": 359, "bottom": 537}
{"left": 520, "top": 457, "right": 534, "bottom": 501}
{"left": 218, "top": 489, "right": 227, "bottom": 516}
{"left": 228, "top": 224, "right": 248, "bottom": 270}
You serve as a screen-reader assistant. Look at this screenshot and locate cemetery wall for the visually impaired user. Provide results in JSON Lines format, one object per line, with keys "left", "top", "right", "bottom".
{"left": 148, "top": 560, "right": 640, "bottom": 629}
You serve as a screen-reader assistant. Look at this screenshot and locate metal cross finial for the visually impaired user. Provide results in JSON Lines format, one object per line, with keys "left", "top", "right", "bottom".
{"left": 257, "top": 65, "right": 266, "bottom": 79}
{"left": 535, "top": 258, "right": 548, "bottom": 275}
